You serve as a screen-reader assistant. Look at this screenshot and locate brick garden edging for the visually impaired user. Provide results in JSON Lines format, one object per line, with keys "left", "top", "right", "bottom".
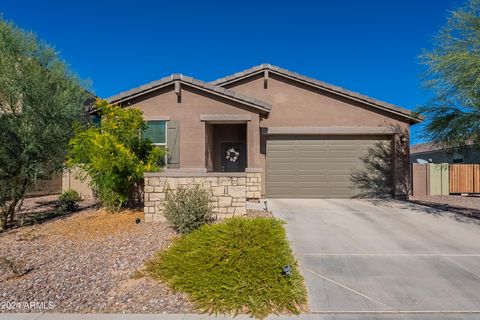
{"left": 144, "top": 170, "right": 262, "bottom": 222}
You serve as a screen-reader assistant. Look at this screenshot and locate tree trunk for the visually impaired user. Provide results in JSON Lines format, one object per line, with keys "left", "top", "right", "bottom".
{"left": 1, "top": 198, "right": 19, "bottom": 230}
{"left": 7, "top": 199, "right": 17, "bottom": 225}
{"left": 0, "top": 211, "right": 7, "bottom": 230}
{"left": 1, "top": 179, "right": 28, "bottom": 230}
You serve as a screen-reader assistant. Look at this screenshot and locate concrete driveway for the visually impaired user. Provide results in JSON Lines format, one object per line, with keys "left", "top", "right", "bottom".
{"left": 269, "top": 199, "right": 480, "bottom": 317}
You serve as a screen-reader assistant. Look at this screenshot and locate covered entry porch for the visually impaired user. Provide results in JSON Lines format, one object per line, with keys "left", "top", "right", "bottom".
{"left": 201, "top": 114, "right": 261, "bottom": 174}
{"left": 205, "top": 123, "right": 247, "bottom": 173}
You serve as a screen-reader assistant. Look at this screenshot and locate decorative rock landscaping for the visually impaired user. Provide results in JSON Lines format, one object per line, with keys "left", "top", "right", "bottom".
{"left": 0, "top": 209, "right": 193, "bottom": 313}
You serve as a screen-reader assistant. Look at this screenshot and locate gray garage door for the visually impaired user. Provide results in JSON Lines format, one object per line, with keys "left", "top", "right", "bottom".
{"left": 266, "top": 135, "right": 391, "bottom": 198}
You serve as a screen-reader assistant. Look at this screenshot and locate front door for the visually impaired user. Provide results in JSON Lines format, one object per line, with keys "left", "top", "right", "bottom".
{"left": 221, "top": 142, "right": 246, "bottom": 172}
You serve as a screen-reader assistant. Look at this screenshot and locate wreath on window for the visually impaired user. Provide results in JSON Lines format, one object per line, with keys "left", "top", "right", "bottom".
{"left": 226, "top": 147, "right": 240, "bottom": 162}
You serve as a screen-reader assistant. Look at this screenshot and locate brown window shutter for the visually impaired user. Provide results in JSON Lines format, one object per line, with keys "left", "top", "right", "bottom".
{"left": 167, "top": 120, "right": 180, "bottom": 168}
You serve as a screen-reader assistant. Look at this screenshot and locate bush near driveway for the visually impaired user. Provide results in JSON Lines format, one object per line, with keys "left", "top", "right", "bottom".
{"left": 146, "top": 217, "right": 307, "bottom": 319}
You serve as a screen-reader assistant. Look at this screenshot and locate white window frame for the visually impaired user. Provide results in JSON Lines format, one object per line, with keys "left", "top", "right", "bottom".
{"left": 145, "top": 119, "right": 168, "bottom": 146}
{"left": 145, "top": 119, "right": 168, "bottom": 165}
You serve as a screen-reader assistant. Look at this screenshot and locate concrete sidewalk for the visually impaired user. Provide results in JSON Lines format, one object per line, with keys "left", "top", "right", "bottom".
{"left": 2, "top": 313, "right": 480, "bottom": 320}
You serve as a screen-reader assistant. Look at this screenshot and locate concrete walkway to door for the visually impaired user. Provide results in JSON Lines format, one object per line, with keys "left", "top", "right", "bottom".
{"left": 268, "top": 199, "right": 480, "bottom": 317}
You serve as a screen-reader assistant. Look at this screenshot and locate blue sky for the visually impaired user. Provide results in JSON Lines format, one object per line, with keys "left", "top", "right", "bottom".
{"left": 1, "top": 0, "right": 462, "bottom": 143}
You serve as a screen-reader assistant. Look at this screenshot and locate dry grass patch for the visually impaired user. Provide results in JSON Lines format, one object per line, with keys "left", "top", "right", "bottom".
{"left": 46, "top": 209, "right": 144, "bottom": 240}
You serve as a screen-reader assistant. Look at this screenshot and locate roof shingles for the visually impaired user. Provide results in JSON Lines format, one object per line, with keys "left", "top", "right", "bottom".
{"left": 105, "top": 64, "right": 422, "bottom": 123}
{"left": 107, "top": 74, "right": 271, "bottom": 113}
{"left": 211, "top": 64, "right": 422, "bottom": 123}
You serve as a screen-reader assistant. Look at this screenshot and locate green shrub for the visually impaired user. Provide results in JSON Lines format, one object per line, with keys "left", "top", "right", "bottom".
{"left": 146, "top": 217, "right": 307, "bottom": 319}
{"left": 59, "top": 189, "right": 81, "bottom": 211}
{"left": 67, "top": 100, "right": 165, "bottom": 211}
{"left": 163, "top": 186, "right": 213, "bottom": 234}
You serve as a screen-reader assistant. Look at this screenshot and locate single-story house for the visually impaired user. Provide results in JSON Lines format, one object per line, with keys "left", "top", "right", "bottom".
{"left": 411, "top": 141, "right": 480, "bottom": 164}
{"left": 104, "top": 64, "right": 421, "bottom": 219}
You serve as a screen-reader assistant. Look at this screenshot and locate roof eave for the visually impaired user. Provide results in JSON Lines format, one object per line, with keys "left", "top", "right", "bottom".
{"left": 105, "top": 76, "right": 271, "bottom": 115}
{"left": 212, "top": 65, "right": 422, "bottom": 124}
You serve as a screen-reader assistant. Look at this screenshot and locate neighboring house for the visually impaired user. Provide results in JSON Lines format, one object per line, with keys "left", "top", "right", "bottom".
{"left": 106, "top": 64, "right": 421, "bottom": 201}
{"left": 411, "top": 141, "right": 480, "bottom": 164}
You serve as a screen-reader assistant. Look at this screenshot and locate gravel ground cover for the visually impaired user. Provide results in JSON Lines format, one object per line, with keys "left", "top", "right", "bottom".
{"left": 243, "top": 209, "right": 273, "bottom": 218}
{"left": 0, "top": 209, "right": 193, "bottom": 313}
{"left": 409, "top": 195, "right": 480, "bottom": 219}
{"left": 7, "top": 194, "right": 96, "bottom": 229}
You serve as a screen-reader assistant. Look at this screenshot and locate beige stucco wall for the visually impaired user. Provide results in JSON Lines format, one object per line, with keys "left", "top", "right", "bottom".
{"left": 122, "top": 74, "right": 413, "bottom": 199}
{"left": 27, "top": 173, "right": 62, "bottom": 197}
{"left": 205, "top": 123, "right": 215, "bottom": 171}
{"left": 62, "top": 168, "right": 94, "bottom": 199}
{"left": 125, "top": 85, "right": 262, "bottom": 171}
{"left": 225, "top": 74, "right": 411, "bottom": 129}
{"left": 224, "top": 73, "right": 412, "bottom": 198}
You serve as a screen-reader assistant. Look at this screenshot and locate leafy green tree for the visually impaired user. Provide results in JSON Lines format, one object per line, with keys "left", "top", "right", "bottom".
{"left": 0, "top": 18, "right": 87, "bottom": 230}
{"left": 418, "top": 0, "right": 480, "bottom": 148}
{"left": 67, "top": 100, "right": 165, "bottom": 211}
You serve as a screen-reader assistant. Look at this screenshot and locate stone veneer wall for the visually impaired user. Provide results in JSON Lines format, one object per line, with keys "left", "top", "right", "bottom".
{"left": 246, "top": 170, "right": 262, "bottom": 199}
{"left": 144, "top": 171, "right": 262, "bottom": 223}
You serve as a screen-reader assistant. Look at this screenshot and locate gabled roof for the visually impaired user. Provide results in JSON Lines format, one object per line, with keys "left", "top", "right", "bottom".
{"left": 211, "top": 64, "right": 422, "bottom": 124}
{"left": 411, "top": 141, "right": 474, "bottom": 154}
{"left": 410, "top": 142, "right": 442, "bottom": 154}
{"left": 107, "top": 74, "right": 271, "bottom": 114}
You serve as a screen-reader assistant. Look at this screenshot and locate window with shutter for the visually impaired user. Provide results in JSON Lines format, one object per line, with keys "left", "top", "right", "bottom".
{"left": 144, "top": 120, "right": 167, "bottom": 145}
{"left": 144, "top": 120, "right": 167, "bottom": 166}
{"left": 166, "top": 120, "right": 180, "bottom": 168}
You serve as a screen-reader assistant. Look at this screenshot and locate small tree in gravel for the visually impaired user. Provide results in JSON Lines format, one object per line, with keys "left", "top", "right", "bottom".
{"left": 0, "top": 18, "right": 88, "bottom": 230}
{"left": 67, "top": 100, "right": 165, "bottom": 211}
{"left": 163, "top": 186, "right": 213, "bottom": 234}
